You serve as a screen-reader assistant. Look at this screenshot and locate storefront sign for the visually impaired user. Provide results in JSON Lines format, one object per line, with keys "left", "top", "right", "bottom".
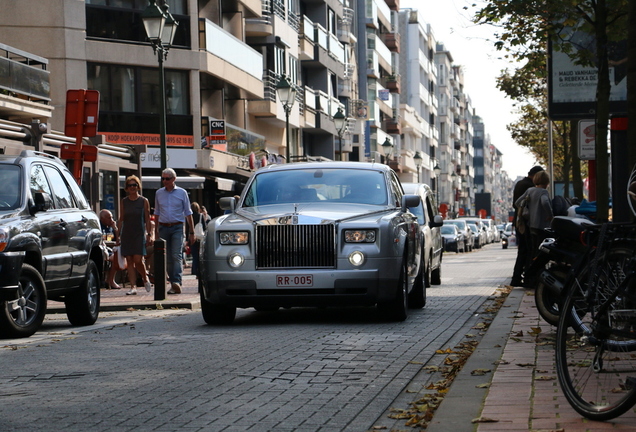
{"left": 141, "top": 148, "right": 198, "bottom": 168}
{"left": 100, "top": 132, "right": 194, "bottom": 147}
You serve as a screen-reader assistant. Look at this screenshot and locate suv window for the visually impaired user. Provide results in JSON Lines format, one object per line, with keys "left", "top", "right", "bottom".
{"left": 43, "top": 165, "right": 75, "bottom": 209}
{"left": 30, "top": 164, "right": 53, "bottom": 198}
{"left": 0, "top": 165, "right": 21, "bottom": 211}
{"left": 62, "top": 169, "right": 90, "bottom": 209}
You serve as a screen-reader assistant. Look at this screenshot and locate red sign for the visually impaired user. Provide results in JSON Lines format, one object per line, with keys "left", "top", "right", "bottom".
{"left": 65, "top": 89, "right": 100, "bottom": 138}
{"left": 60, "top": 143, "right": 98, "bottom": 163}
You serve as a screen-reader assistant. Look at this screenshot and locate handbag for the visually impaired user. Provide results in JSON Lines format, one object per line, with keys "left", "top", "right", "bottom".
{"left": 113, "top": 246, "right": 127, "bottom": 269}
{"left": 516, "top": 195, "right": 529, "bottom": 234}
{"left": 194, "top": 219, "right": 206, "bottom": 241}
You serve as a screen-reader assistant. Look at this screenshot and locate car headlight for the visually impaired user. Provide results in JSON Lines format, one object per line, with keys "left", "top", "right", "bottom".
{"left": 0, "top": 227, "right": 9, "bottom": 252}
{"left": 348, "top": 251, "right": 365, "bottom": 266}
{"left": 219, "top": 231, "right": 249, "bottom": 245}
{"left": 344, "top": 230, "right": 376, "bottom": 243}
{"left": 228, "top": 252, "right": 245, "bottom": 268}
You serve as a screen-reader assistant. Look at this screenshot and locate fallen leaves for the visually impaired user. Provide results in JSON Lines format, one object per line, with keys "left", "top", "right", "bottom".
{"left": 470, "top": 368, "right": 492, "bottom": 376}
{"left": 471, "top": 416, "right": 499, "bottom": 423}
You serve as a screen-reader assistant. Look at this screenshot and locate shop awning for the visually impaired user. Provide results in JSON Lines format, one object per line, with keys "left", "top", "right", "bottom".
{"left": 119, "top": 175, "right": 206, "bottom": 190}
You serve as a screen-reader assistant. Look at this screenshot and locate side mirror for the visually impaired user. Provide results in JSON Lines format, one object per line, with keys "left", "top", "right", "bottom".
{"left": 31, "top": 192, "right": 52, "bottom": 214}
{"left": 429, "top": 214, "right": 443, "bottom": 228}
{"left": 402, "top": 194, "right": 421, "bottom": 211}
{"left": 219, "top": 196, "right": 236, "bottom": 212}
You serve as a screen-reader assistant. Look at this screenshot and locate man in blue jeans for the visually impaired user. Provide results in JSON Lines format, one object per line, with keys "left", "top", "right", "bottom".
{"left": 154, "top": 168, "right": 194, "bottom": 294}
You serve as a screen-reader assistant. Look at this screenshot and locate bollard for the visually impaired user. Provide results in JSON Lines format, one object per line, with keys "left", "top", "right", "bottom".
{"left": 154, "top": 238, "right": 166, "bottom": 301}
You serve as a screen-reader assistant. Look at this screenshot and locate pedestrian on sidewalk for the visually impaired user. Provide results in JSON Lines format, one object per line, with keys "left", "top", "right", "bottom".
{"left": 188, "top": 202, "right": 205, "bottom": 278}
{"left": 118, "top": 175, "right": 153, "bottom": 296}
{"left": 511, "top": 165, "right": 543, "bottom": 287}
{"left": 154, "top": 168, "right": 194, "bottom": 295}
{"left": 100, "top": 209, "right": 123, "bottom": 290}
{"left": 516, "top": 170, "right": 553, "bottom": 265}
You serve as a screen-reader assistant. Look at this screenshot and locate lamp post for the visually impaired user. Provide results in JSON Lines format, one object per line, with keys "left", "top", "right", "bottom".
{"left": 332, "top": 107, "right": 347, "bottom": 161}
{"left": 433, "top": 162, "right": 441, "bottom": 206}
{"left": 276, "top": 75, "right": 297, "bottom": 163}
{"left": 413, "top": 151, "right": 423, "bottom": 183}
{"left": 381, "top": 138, "right": 394, "bottom": 165}
{"left": 142, "top": 0, "right": 178, "bottom": 171}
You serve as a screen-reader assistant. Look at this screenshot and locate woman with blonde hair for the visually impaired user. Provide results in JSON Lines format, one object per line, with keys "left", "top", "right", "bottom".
{"left": 117, "top": 175, "right": 153, "bottom": 295}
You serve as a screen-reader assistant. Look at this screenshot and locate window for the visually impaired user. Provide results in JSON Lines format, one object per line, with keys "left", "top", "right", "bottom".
{"left": 30, "top": 164, "right": 52, "bottom": 199}
{"left": 274, "top": 46, "right": 286, "bottom": 76}
{"left": 44, "top": 166, "right": 75, "bottom": 210}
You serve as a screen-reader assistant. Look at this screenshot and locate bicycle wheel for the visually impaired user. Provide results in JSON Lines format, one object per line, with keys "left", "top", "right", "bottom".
{"left": 556, "top": 244, "right": 636, "bottom": 420}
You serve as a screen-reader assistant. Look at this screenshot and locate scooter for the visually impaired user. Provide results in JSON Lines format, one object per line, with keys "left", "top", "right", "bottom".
{"left": 528, "top": 216, "right": 595, "bottom": 326}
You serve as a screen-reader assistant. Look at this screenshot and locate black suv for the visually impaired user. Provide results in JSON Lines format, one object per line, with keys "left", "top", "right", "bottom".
{"left": 0, "top": 150, "right": 104, "bottom": 338}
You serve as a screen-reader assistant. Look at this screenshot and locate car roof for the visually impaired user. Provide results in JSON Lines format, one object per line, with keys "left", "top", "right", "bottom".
{"left": 255, "top": 161, "right": 392, "bottom": 173}
{"left": 401, "top": 182, "right": 434, "bottom": 195}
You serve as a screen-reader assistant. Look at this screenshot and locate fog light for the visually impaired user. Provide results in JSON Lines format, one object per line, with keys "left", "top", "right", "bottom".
{"left": 228, "top": 253, "right": 245, "bottom": 268}
{"left": 349, "top": 251, "right": 365, "bottom": 266}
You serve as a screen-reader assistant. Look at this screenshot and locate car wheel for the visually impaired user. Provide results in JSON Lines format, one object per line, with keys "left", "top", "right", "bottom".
{"left": 408, "top": 257, "right": 426, "bottom": 309}
{"left": 0, "top": 264, "right": 47, "bottom": 338}
{"left": 200, "top": 291, "right": 236, "bottom": 325}
{"left": 379, "top": 257, "right": 408, "bottom": 321}
{"left": 65, "top": 260, "right": 100, "bottom": 326}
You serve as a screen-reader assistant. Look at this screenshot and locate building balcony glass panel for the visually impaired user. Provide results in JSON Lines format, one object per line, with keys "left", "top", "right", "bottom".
{"left": 365, "top": 0, "right": 378, "bottom": 27}
{"left": 367, "top": 49, "right": 379, "bottom": 78}
{"left": 304, "top": 87, "right": 316, "bottom": 111}
{"left": 374, "top": 0, "right": 392, "bottom": 29}
{"left": 328, "top": 33, "right": 345, "bottom": 64}
{"left": 302, "top": 15, "right": 316, "bottom": 42}
{"left": 315, "top": 24, "right": 329, "bottom": 51}
{"left": 201, "top": 19, "right": 262, "bottom": 80}
{"left": 373, "top": 35, "right": 392, "bottom": 71}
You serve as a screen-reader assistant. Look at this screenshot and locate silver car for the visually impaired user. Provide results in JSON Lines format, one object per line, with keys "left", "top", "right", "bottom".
{"left": 199, "top": 162, "right": 422, "bottom": 324}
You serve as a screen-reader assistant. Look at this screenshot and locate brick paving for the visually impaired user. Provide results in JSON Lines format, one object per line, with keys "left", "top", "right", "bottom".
{"left": 477, "top": 289, "right": 636, "bottom": 432}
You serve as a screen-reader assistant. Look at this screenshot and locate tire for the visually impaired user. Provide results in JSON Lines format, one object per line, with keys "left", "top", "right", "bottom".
{"left": 555, "top": 244, "right": 636, "bottom": 420}
{"left": 534, "top": 280, "right": 562, "bottom": 326}
{"left": 409, "top": 257, "right": 426, "bottom": 309}
{"left": 0, "top": 264, "right": 47, "bottom": 338}
{"left": 65, "top": 260, "right": 100, "bottom": 326}
{"left": 379, "top": 257, "right": 408, "bottom": 321}
{"left": 200, "top": 291, "right": 236, "bottom": 325}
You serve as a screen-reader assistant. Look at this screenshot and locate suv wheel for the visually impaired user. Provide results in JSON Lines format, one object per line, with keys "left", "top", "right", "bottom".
{"left": 0, "top": 264, "right": 47, "bottom": 338}
{"left": 65, "top": 260, "right": 100, "bottom": 326}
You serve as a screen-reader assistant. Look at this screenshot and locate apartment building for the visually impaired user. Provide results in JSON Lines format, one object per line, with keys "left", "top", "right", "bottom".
{"left": 0, "top": 0, "right": 362, "bottom": 215}
{"left": 396, "top": 9, "right": 439, "bottom": 185}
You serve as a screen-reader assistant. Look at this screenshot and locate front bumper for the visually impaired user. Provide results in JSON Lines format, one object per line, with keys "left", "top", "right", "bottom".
{"left": 202, "top": 259, "right": 401, "bottom": 309}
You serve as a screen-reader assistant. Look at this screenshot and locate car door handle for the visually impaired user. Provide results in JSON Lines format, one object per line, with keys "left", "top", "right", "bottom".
{"left": 59, "top": 219, "right": 68, "bottom": 228}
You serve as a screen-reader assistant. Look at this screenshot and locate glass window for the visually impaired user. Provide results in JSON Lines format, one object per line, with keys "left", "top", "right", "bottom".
{"left": 0, "top": 165, "right": 21, "bottom": 211}
{"left": 44, "top": 166, "right": 75, "bottom": 209}
{"left": 30, "top": 164, "right": 52, "bottom": 199}
{"left": 166, "top": 70, "right": 188, "bottom": 115}
{"left": 62, "top": 169, "right": 90, "bottom": 210}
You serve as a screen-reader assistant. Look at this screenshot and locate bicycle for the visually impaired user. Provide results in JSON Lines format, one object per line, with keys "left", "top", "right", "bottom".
{"left": 555, "top": 221, "right": 636, "bottom": 420}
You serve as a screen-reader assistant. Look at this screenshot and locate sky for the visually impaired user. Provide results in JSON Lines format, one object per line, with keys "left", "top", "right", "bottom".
{"left": 399, "top": 0, "right": 539, "bottom": 180}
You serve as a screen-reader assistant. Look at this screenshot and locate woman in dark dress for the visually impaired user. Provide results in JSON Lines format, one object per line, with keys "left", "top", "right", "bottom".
{"left": 117, "top": 175, "right": 153, "bottom": 295}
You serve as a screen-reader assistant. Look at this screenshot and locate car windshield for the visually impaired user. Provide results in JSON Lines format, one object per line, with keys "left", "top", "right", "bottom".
{"left": 441, "top": 225, "right": 456, "bottom": 234}
{"left": 243, "top": 168, "right": 389, "bottom": 206}
{"left": 0, "top": 165, "right": 21, "bottom": 211}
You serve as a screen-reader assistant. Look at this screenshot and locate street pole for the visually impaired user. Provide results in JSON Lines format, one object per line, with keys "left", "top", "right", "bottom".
{"left": 158, "top": 51, "right": 167, "bottom": 170}
{"left": 285, "top": 107, "right": 290, "bottom": 162}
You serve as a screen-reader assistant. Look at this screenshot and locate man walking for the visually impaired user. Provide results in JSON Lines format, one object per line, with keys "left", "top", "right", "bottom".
{"left": 511, "top": 165, "right": 544, "bottom": 287}
{"left": 154, "top": 168, "right": 194, "bottom": 294}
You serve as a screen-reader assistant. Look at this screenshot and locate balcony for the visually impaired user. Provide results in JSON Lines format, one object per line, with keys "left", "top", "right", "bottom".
{"left": 385, "top": 0, "right": 400, "bottom": 11}
{"left": 384, "top": 118, "right": 401, "bottom": 135}
{"left": 382, "top": 32, "right": 400, "bottom": 53}
{"left": 199, "top": 19, "right": 263, "bottom": 98}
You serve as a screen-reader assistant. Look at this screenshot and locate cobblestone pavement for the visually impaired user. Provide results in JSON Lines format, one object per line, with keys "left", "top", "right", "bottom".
{"left": 1, "top": 244, "right": 514, "bottom": 432}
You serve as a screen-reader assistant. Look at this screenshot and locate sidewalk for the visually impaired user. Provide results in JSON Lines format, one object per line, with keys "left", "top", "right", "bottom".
{"left": 476, "top": 287, "right": 636, "bottom": 431}
{"left": 47, "top": 273, "right": 201, "bottom": 313}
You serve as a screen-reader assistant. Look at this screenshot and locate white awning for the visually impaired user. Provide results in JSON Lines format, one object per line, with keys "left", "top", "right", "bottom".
{"left": 215, "top": 177, "right": 235, "bottom": 191}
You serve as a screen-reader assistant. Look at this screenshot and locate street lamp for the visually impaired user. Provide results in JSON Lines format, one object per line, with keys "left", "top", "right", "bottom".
{"left": 332, "top": 107, "right": 347, "bottom": 161}
{"left": 381, "top": 138, "right": 394, "bottom": 165}
{"left": 276, "top": 75, "right": 297, "bottom": 163}
{"left": 413, "top": 151, "right": 423, "bottom": 183}
{"left": 142, "top": 0, "right": 178, "bottom": 170}
{"left": 433, "top": 162, "right": 441, "bottom": 205}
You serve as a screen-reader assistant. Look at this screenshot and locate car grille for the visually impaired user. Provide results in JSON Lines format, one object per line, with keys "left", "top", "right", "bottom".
{"left": 256, "top": 224, "right": 336, "bottom": 269}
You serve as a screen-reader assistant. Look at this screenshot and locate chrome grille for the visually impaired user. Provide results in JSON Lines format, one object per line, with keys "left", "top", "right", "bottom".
{"left": 256, "top": 224, "right": 335, "bottom": 269}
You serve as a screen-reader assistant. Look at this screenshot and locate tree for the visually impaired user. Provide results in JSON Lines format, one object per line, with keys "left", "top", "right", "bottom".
{"left": 474, "top": 0, "right": 629, "bottom": 221}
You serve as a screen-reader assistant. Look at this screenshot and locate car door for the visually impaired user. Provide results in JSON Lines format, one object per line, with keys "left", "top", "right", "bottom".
{"left": 30, "top": 163, "right": 72, "bottom": 287}
{"left": 423, "top": 194, "right": 443, "bottom": 266}
{"left": 43, "top": 164, "right": 88, "bottom": 286}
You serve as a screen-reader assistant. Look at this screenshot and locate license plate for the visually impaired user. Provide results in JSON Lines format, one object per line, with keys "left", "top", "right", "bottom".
{"left": 276, "top": 274, "right": 313, "bottom": 287}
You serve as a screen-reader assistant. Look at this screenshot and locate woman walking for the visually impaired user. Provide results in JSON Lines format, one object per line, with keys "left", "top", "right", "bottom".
{"left": 117, "top": 175, "right": 153, "bottom": 295}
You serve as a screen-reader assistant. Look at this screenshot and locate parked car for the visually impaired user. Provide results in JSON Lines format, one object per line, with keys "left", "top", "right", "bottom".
{"left": 467, "top": 222, "right": 486, "bottom": 248}
{"left": 200, "top": 162, "right": 423, "bottom": 325}
{"left": 444, "top": 219, "right": 474, "bottom": 252}
{"left": 402, "top": 183, "right": 444, "bottom": 286}
{"left": 440, "top": 224, "right": 465, "bottom": 253}
{"left": 502, "top": 223, "right": 517, "bottom": 248}
{"left": 461, "top": 217, "right": 489, "bottom": 246}
{"left": 0, "top": 150, "right": 105, "bottom": 338}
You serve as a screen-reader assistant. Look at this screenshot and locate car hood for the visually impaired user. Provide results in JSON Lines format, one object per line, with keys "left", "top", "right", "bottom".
{"left": 218, "top": 203, "right": 398, "bottom": 226}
